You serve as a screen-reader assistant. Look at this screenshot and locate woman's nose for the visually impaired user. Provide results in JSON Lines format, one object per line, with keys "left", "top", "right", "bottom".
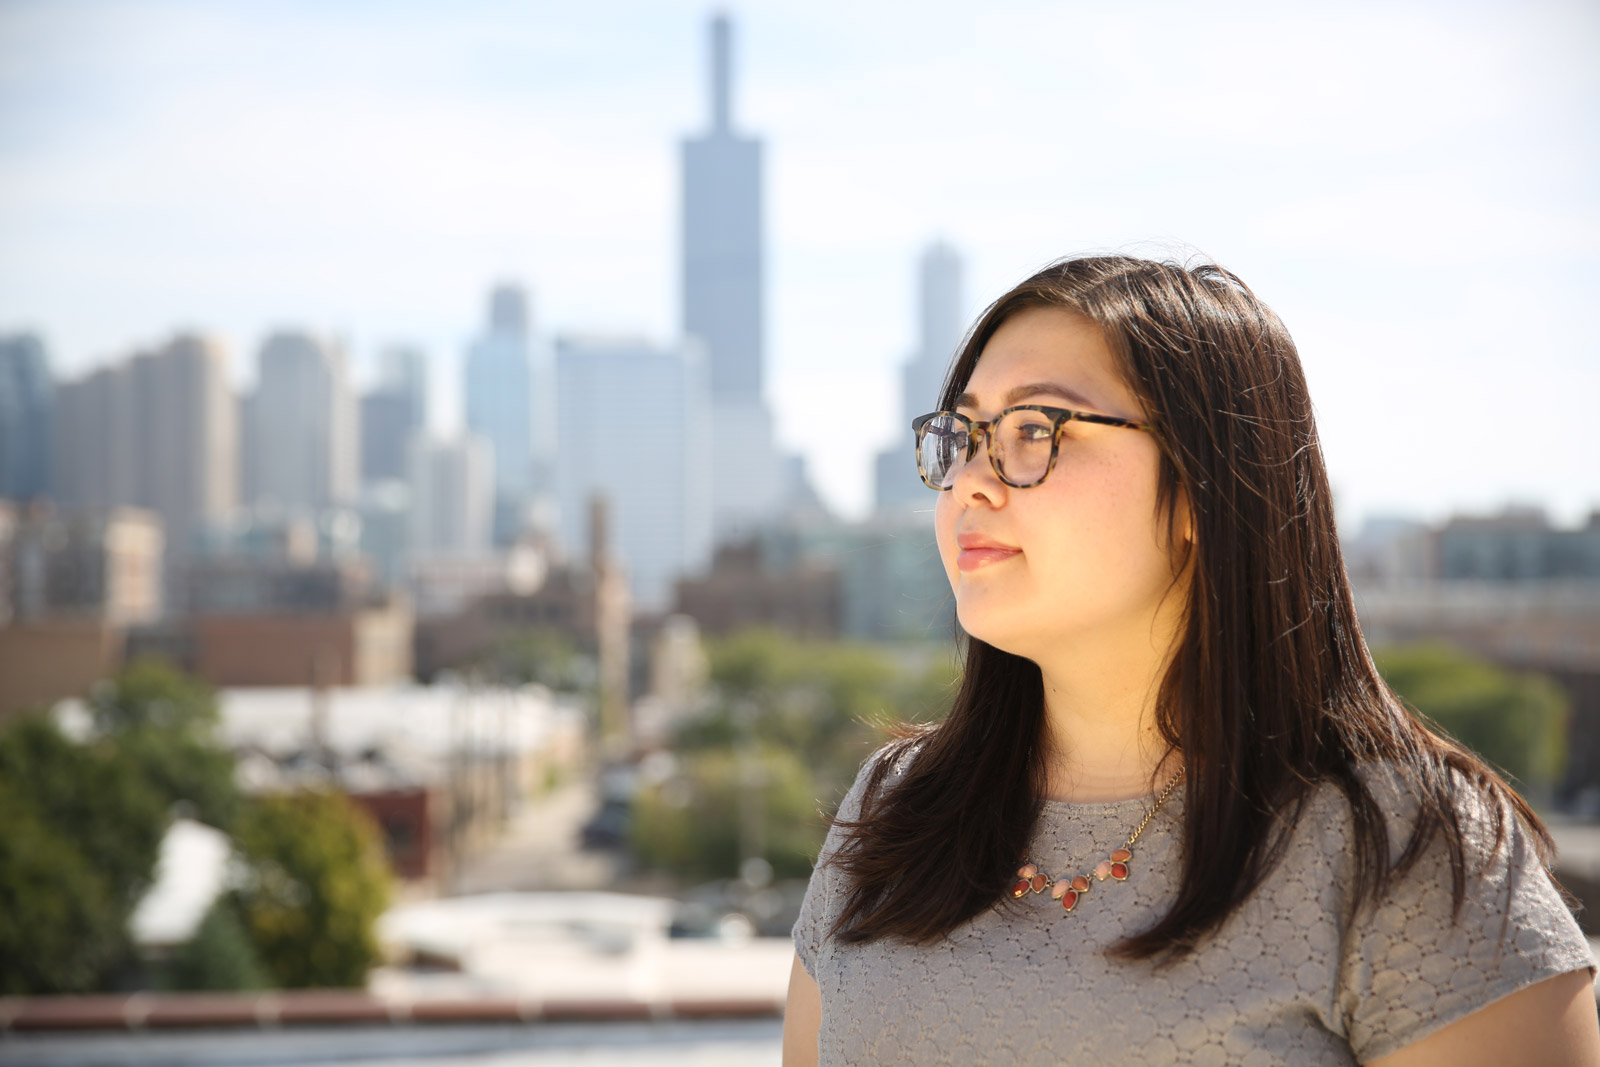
{"left": 950, "top": 432, "right": 1008, "bottom": 506}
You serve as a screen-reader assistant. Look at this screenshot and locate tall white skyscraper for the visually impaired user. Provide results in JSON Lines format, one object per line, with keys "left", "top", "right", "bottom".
{"left": 52, "top": 333, "right": 236, "bottom": 583}
{"left": 554, "top": 336, "right": 711, "bottom": 609}
{"left": 408, "top": 434, "right": 494, "bottom": 557}
{"left": 876, "top": 242, "right": 966, "bottom": 514}
{"left": 249, "top": 331, "right": 358, "bottom": 514}
{"left": 681, "top": 13, "right": 780, "bottom": 541}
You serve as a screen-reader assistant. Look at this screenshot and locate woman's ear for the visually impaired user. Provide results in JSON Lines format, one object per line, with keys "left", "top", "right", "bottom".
{"left": 1174, "top": 489, "right": 1196, "bottom": 547}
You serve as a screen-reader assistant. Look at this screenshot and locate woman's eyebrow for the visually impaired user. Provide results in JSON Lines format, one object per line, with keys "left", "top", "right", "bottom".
{"left": 955, "top": 381, "right": 1102, "bottom": 411}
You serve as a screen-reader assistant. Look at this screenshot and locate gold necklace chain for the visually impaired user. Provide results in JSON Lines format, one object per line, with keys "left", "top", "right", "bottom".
{"left": 1011, "top": 768, "right": 1185, "bottom": 915}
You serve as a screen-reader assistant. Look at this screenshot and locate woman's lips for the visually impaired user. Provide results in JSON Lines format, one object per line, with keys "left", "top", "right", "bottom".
{"left": 957, "top": 545, "right": 1021, "bottom": 571}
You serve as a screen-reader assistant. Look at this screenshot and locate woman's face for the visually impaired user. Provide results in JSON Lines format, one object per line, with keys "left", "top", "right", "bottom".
{"left": 934, "top": 306, "right": 1189, "bottom": 664}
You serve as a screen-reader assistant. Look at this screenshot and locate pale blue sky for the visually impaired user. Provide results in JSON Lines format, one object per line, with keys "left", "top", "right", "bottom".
{"left": 1, "top": 0, "right": 1596, "bottom": 523}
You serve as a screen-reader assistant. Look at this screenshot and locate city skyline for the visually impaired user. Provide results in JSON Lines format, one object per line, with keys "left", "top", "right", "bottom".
{"left": 0, "top": 0, "right": 1595, "bottom": 525}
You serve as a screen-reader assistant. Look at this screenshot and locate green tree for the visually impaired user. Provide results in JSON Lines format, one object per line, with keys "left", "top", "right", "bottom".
{"left": 631, "top": 746, "right": 825, "bottom": 880}
{"left": 647, "top": 631, "right": 962, "bottom": 883}
{"left": 0, "top": 715, "right": 167, "bottom": 993}
{"left": 1376, "top": 642, "right": 1568, "bottom": 796}
{"left": 167, "top": 899, "right": 270, "bottom": 992}
{"left": 231, "top": 791, "right": 391, "bottom": 988}
{"left": 90, "top": 657, "right": 240, "bottom": 830}
{"left": 680, "top": 630, "right": 908, "bottom": 798}
{"left": 480, "top": 627, "right": 588, "bottom": 691}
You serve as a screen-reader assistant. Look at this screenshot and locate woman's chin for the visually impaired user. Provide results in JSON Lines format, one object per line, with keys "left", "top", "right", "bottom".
{"left": 954, "top": 608, "right": 1031, "bottom": 660}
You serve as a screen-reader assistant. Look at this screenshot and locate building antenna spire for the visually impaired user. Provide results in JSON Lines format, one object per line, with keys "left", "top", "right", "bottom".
{"left": 711, "top": 12, "right": 731, "bottom": 133}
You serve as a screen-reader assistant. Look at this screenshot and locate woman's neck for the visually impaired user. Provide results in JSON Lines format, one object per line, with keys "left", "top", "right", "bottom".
{"left": 1034, "top": 627, "right": 1182, "bottom": 803}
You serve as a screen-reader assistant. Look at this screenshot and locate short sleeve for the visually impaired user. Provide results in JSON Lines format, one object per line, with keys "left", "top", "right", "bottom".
{"left": 1336, "top": 775, "right": 1596, "bottom": 1062}
{"left": 792, "top": 746, "right": 896, "bottom": 979}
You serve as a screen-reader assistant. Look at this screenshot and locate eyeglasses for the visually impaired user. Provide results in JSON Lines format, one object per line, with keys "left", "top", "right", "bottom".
{"left": 912, "top": 405, "right": 1150, "bottom": 491}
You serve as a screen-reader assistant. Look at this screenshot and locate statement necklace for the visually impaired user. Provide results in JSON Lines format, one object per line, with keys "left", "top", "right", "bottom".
{"left": 1010, "top": 769, "right": 1185, "bottom": 915}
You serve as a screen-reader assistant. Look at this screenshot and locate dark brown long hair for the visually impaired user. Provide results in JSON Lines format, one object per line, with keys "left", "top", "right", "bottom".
{"left": 827, "top": 254, "right": 1549, "bottom": 958}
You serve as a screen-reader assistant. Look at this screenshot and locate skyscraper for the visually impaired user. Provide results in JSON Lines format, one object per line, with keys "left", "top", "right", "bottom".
{"left": 408, "top": 433, "right": 495, "bottom": 558}
{"left": 555, "top": 335, "right": 711, "bottom": 609}
{"left": 249, "top": 331, "right": 358, "bottom": 515}
{"left": 52, "top": 333, "right": 236, "bottom": 567}
{"left": 465, "top": 283, "right": 546, "bottom": 543}
{"left": 876, "top": 242, "right": 966, "bottom": 514}
{"left": 681, "top": 13, "right": 780, "bottom": 540}
{"left": 682, "top": 14, "right": 762, "bottom": 403}
{"left": 361, "top": 345, "right": 428, "bottom": 486}
{"left": 0, "top": 334, "right": 53, "bottom": 501}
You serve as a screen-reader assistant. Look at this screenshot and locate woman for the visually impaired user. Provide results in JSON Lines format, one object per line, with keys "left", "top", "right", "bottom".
{"left": 783, "top": 255, "right": 1598, "bottom": 1065}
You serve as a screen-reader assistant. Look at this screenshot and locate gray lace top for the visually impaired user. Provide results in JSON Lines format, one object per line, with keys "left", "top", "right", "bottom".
{"left": 794, "top": 750, "right": 1594, "bottom": 1065}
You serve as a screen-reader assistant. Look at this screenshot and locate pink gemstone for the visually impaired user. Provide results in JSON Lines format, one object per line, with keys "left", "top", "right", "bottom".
{"left": 1109, "top": 848, "right": 1132, "bottom": 863}
{"left": 1094, "top": 860, "right": 1113, "bottom": 881}
{"left": 1071, "top": 875, "right": 1091, "bottom": 892}
{"left": 1011, "top": 879, "right": 1031, "bottom": 899}
{"left": 1061, "top": 890, "right": 1079, "bottom": 912}
{"left": 1110, "top": 862, "right": 1129, "bottom": 881}
{"left": 1030, "top": 874, "right": 1047, "bottom": 893}
{"left": 1018, "top": 863, "right": 1037, "bottom": 879}
{"left": 1050, "top": 881, "right": 1069, "bottom": 899}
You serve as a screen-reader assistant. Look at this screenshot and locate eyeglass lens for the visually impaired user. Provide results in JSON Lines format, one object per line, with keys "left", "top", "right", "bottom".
{"left": 918, "top": 410, "right": 1057, "bottom": 489}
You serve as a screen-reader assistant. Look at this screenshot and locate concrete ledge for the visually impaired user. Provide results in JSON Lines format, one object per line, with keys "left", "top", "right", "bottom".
{"left": 0, "top": 992, "right": 785, "bottom": 1032}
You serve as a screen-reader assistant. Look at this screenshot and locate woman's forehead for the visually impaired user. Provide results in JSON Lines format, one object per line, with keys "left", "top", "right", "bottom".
{"left": 962, "top": 307, "right": 1135, "bottom": 415}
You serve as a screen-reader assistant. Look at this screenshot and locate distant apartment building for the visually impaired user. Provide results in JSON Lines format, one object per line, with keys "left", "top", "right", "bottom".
{"left": 1347, "top": 507, "right": 1600, "bottom": 588}
{"left": 1435, "top": 508, "right": 1600, "bottom": 582}
{"left": 554, "top": 336, "right": 711, "bottom": 610}
{"left": 0, "top": 333, "right": 53, "bottom": 501}
{"left": 409, "top": 434, "right": 495, "bottom": 559}
{"left": 247, "top": 330, "right": 358, "bottom": 514}
{"left": 1347, "top": 506, "right": 1600, "bottom": 801}
{"left": 672, "top": 513, "right": 948, "bottom": 643}
{"left": 361, "top": 345, "right": 428, "bottom": 486}
{"left": 0, "top": 501, "right": 163, "bottom": 626}
{"left": 0, "top": 501, "right": 163, "bottom": 716}
{"left": 183, "top": 549, "right": 412, "bottom": 688}
{"left": 52, "top": 335, "right": 235, "bottom": 604}
{"left": 673, "top": 538, "right": 842, "bottom": 638}
{"left": 357, "top": 480, "right": 411, "bottom": 589}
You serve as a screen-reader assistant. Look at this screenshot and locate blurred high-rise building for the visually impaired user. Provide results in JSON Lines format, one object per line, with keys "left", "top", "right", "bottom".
{"left": 53, "top": 361, "right": 133, "bottom": 514}
{"left": 361, "top": 345, "right": 428, "bottom": 485}
{"left": 0, "top": 502, "right": 164, "bottom": 626}
{"left": 681, "top": 13, "right": 781, "bottom": 540}
{"left": 408, "top": 434, "right": 495, "bottom": 558}
{"left": 875, "top": 242, "right": 966, "bottom": 514}
{"left": 248, "top": 331, "right": 358, "bottom": 515}
{"left": 0, "top": 333, "right": 54, "bottom": 501}
{"left": 555, "top": 336, "right": 711, "bottom": 610}
{"left": 465, "top": 283, "right": 551, "bottom": 544}
{"left": 53, "top": 334, "right": 237, "bottom": 564}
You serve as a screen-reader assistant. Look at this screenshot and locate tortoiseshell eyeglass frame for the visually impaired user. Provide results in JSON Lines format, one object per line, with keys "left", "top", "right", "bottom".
{"left": 911, "top": 404, "right": 1151, "bottom": 491}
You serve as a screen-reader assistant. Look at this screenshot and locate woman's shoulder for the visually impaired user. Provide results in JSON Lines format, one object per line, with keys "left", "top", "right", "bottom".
{"left": 1307, "top": 760, "right": 1595, "bottom": 1060}
{"left": 833, "top": 733, "right": 928, "bottom": 823}
{"left": 1294, "top": 758, "right": 1527, "bottom": 846}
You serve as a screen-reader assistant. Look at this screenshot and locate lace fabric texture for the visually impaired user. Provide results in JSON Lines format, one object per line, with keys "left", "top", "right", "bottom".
{"left": 794, "top": 750, "right": 1595, "bottom": 1066}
